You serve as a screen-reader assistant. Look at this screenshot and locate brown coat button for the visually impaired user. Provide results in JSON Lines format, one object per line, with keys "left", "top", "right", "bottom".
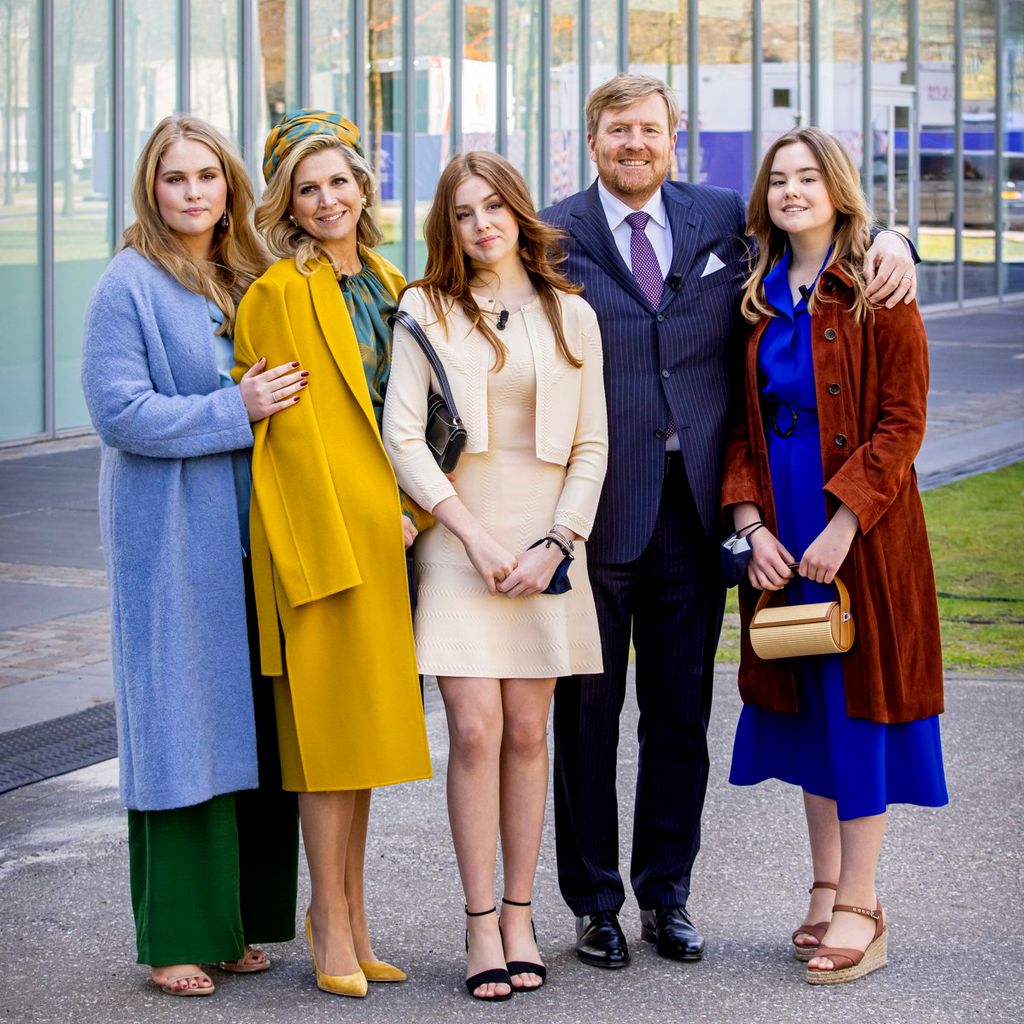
{"left": 824, "top": 327, "right": 837, "bottom": 341}
{"left": 834, "top": 433, "right": 848, "bottom": 447}
{"left": 828, "top": 383, "right": 841, "bottom": 395}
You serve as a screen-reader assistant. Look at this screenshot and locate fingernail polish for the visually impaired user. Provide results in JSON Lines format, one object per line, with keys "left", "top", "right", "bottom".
{"left": 291, "top": 361, "right": 300, "bottom": 368}
{"left": 299, "top": 380, "right": 308, "bottom": 387}
{"left": 300, "top": 371, "right": 310, "bottom": 377}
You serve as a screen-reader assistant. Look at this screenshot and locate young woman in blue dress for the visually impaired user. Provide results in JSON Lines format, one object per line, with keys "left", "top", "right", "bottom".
{"left": 721, "top": 127, "right": 948, "bottom": 985}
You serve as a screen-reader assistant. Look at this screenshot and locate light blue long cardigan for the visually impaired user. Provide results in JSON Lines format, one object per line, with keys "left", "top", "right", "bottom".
{"left": 81, "top": 247, "right": 259, "bottom": 811}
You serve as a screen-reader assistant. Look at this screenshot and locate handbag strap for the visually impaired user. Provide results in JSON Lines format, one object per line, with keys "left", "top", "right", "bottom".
{"left": 753, "top": 563, "right": 851, "bottom": 615}
{"left": 388, "top": 309, "right": 464, "bottom": 425}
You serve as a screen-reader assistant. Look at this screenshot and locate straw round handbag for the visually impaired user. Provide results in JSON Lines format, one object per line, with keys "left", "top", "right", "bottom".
{"left": 749, "top": 564, "right": 855, "bottom": 660}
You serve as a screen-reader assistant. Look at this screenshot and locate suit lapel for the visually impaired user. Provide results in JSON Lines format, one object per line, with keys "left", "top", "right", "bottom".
{"left": 660, "top": 184, "right": 702, "bottom": 312}
{"left": 308, "top": 261, "right": 378, "bottom": 431}
{"left": 570, "top": 182, "right": 651, "bottom": 309}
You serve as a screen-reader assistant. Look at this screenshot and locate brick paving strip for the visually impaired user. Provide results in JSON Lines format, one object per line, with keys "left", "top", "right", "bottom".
{"left": 0, "top": 563, "right": 110, "bottom": 690}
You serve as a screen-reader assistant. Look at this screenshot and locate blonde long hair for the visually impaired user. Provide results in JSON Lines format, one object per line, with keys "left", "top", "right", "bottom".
{"left": 741, "top": 127, "right": 874, "bottom": 324}
{"left": 122, "top": 115, "right": 267, "bottom": 336}
{"left": 409, "top": 151, "right": 582, "bottom": 371}
{"left": 256, "top": 134, "right": 384, "bottom": 276}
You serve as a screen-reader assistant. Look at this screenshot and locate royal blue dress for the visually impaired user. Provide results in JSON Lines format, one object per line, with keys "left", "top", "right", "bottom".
{"left": 728, "top": 251, "right": 949, "bottom": 820}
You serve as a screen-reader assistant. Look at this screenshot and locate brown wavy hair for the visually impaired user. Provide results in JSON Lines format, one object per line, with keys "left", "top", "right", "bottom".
{"left": 256, "top": 134, "right": 384, "bottom": 276}
{"left": 122, "top": 115, "right": 268, "bottom": 336}
{"left": 408, "top": 151, "right": 582, "bottom": 370}
{"left": 741, "top": 127, "right": 874, "bottom": 324}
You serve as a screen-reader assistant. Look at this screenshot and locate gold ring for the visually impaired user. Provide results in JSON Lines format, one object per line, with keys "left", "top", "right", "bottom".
{"left": 902, "top": 275, "right": 913, "bottom": 282}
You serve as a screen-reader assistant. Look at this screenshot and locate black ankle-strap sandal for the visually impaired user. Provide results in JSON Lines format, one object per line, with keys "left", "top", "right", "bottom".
{"left": 499, "top": 898, "right": 547, "bottom": 990}
{"left": 464, "top": 907, "right": 513, "bottom": 1002}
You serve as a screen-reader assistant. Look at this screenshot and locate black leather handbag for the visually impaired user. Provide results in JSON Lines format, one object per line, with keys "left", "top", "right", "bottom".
{"left": 389, "top": 309, "right": 468, "bottom": 473}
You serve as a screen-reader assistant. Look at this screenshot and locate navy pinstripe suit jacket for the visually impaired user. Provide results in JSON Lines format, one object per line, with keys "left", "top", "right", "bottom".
{"left": 544, "top": 179, "right": 749, "bottom": 564}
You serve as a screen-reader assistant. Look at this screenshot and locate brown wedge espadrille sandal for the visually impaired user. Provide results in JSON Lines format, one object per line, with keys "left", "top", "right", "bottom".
{"left": 791, "top": 881, "right": 838, "bottom": 962}
{"left": 806, "top": 901, "right": 887, "bottom": 985}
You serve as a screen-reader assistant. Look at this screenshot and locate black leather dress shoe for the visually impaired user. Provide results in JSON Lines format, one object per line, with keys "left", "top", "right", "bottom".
{"left": 574, "top": 911, "right": 630, "bottom": 968}
{"left": 639, "top": 906, "right": 705, "bottom": 962}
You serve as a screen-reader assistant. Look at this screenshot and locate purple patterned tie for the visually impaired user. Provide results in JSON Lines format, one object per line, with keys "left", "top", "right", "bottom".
{"left": 626, "top": 211, "right": 675, "bottom": 440}
{"left": 626, "top": 210, "right": 663, "bottom": 308}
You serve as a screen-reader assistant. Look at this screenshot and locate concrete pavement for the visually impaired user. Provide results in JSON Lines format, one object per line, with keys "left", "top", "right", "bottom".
{"left": 1, "top": 670, "right": 1020, "bottom": 1023}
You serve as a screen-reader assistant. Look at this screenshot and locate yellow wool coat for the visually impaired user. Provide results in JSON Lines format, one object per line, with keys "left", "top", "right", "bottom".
{"left": 233, "top": 249, "right": 431, "bottom": 792}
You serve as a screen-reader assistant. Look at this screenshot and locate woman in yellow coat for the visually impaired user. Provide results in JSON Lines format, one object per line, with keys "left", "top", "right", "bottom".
{"left": 233, "top": 110, "right": 431, "bottom": 998}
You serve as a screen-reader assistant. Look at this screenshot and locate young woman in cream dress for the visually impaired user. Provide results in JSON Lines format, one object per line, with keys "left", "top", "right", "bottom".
{"left": 384, "top": 151, "right": 607, "bottom": 1001}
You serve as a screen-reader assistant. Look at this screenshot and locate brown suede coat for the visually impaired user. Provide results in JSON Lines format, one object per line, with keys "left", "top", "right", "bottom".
{"left": 721, "top": 264, "right": 944, "bottom": 724}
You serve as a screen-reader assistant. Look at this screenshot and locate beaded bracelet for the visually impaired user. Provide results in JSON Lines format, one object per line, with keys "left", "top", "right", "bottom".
{"left": 547, "top": 524, "right": 575, "bottom": 554}
{"left": 539, "top": 532, "right": 574, "bottom": 560}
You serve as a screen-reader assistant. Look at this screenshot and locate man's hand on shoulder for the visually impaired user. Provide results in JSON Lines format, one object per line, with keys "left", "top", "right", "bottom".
{"left": 863, "top": 230, "right": 917, "bottom": 308}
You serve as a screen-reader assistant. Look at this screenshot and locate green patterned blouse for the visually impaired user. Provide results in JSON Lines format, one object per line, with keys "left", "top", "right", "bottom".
{"left": 339, "top": 262, "right": 399, "bottom": 430}
{"left": 340, "top": 263, "right": 422, "bottom": 528}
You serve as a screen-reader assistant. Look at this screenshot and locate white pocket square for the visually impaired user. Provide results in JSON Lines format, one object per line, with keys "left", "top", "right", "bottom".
{"left": 700, "top": 253, "right": 726, "bottom": 278}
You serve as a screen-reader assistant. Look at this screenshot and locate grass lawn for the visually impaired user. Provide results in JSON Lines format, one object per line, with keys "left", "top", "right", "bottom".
{"left": 716, "top": 462, "right": 1024, "bottom": 673}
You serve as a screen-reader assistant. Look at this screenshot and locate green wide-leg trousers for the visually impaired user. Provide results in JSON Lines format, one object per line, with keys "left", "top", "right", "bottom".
{"left": 127, "top": 563, "right": 299, "bottom": 967}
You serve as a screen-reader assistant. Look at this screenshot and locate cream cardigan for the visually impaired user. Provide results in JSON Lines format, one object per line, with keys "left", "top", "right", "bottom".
{"left": 383, "top": 286, "right": 608, "bottom": 539}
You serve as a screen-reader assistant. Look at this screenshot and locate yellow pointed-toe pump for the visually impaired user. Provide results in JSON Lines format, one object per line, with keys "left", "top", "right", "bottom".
{"left": 305, "top": 909, "right": 368, "bottom": 998}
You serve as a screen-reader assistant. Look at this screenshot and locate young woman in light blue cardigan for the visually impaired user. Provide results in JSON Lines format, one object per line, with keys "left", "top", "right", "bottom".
{"left": 81, "top": 115, "right": 302, "bottom": 997}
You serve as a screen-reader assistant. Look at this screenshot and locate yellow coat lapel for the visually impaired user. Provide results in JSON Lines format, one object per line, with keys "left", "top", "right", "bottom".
{"left": 308, "top": 262, "right": 377, "bottom": 432}
{"left": 307, "top": 249, "right": 407, "bottom": 441}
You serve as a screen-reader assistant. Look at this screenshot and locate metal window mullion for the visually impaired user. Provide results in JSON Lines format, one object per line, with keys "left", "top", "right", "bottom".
{"left": 113, "top": 0, "right": 125, "bottom": 244}
{"left": 752, "top": 0, "right": 762, "bottom": 184}
{"left": 539, "top": 0, "right": 551, "bottom": 204}
{"left": 403, "top": 1, "right": 415, "bottom": 276}
{"left": 954, "top": 0, "right": 963, "bottom": 305}
{"left": 861, "top": 0, "right": 872, "bottom": 196}
{"left": 687, "top": 0, "right": 698, "bottom": 183}
{"left": 240, "top": 0, "right": 259, "bottom": 183}
{"left": 353, "top": 1, "right": 366, "bottom": 140}
{"left": 452, "top": 0, "right": 463, "bottom": 155}
{"left": 995, "top": 0, "right": 1005, "bottom": 298}
{"left": 41, "top": 0, "right": 54, "bottom": 437}
{"left": 496, "top": 0, "right": 507, "bottom": 155}
{"left": 178, "top": 0, "right": 191, "bottom": 112}
{"left": 617, "top": 0, "right": 627, "bottom": 72}
{"left": 578, "top": 0, "right": 590, "bottom": 190}
{"left": 298, "top": 0, "right": 311, "bottom": 106}
{"left": 809, "top": 0, "right": 819, "bottom": 125}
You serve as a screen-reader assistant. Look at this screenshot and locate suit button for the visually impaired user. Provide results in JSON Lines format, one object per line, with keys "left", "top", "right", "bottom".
{"left": 824, "top": 327, "right": 838, "bottom": 341}
{"left": 834, "top": 433, "right": 848, "bottom": 447}
{"left": 654, "top": 428, "right": 665, "bottom": 439}
{"left": 828, "top": 383, "right": 841, "bottom": 395}
{"left": 657, "top": 314, "right": 665, "bottom": 323}
{"left": 661, "top": 369, "right": 671, "bottom": 378}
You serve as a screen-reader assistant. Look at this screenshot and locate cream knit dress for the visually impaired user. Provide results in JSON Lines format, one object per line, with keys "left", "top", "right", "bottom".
{"left": 384, "top": 290, "right": 606, "bottom": 679}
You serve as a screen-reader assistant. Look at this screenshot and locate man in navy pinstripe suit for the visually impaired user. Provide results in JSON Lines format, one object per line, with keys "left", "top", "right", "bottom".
{"left": 543, "top": 74, "right": 917, "bottom": 969}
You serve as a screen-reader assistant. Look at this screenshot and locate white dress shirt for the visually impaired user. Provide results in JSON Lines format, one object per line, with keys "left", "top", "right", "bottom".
{"left": 597, "top": 178, "right": 674, "bottom": 279}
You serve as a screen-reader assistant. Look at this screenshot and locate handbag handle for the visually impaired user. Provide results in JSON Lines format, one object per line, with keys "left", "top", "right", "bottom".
{"left": 753, "top": 564, "right": 851, "bottom": 616}
{"left": 388, "top": 310, "right": 464, "bottom": 427}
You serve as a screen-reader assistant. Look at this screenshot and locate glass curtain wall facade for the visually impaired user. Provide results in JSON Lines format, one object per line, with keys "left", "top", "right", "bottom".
{"left": 1, "top": 0, "right": 1019, "bottom": 442}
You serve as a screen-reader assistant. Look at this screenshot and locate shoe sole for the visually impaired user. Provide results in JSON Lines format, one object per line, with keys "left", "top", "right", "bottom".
{"left": 640, "top": 927, "right": 704, "bottom": 962}
{"left": 575, "top": 950, "right": 630, "bottom": 969}
{"left": 806, "top": 931, "right": 888, "bottom": 985}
